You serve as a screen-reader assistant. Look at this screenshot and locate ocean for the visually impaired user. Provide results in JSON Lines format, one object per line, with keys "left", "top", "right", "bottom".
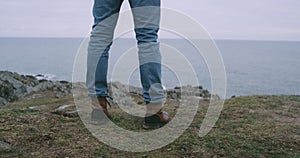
{"left": 0, "top": 37, "right": 299, "bottom": 98}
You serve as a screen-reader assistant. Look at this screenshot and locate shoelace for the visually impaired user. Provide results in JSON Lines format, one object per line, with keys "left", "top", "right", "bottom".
{"left": 105, "top": 96, "right": 116, "bottom": 108}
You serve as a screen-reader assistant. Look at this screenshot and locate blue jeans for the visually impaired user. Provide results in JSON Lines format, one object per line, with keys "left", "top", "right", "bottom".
{"left": 86, "top": 0, "right": 164, "bottom": 103}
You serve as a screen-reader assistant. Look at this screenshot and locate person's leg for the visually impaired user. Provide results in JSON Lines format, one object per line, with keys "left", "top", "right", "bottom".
{"left": 87, "top": 0, "right": 124, "bottom": 98}
{"left": 87, "top": 0, "right": 124, "bottom": 124}
{"left": 129, "top": 0, "right": 164, "bottom": 104}
{"left": 129, "top": 0, "right": 169, "bottom": 129}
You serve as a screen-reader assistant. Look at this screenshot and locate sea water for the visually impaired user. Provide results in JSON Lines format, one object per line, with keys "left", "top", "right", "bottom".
{"left": 0, "top": 37, "right": 299, "bottom": 98}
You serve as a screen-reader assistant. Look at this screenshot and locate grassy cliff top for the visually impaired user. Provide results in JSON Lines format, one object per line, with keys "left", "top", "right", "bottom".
{"left": 0, "top": 90, "right": 299, "bottom": 157}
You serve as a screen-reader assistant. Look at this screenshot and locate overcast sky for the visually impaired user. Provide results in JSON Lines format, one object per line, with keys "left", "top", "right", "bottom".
{"left": 1, "top": 0, "right": 300, "bottom": 40}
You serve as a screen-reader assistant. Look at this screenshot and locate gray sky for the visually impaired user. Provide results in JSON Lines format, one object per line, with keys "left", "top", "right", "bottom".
{"left": 1, "top": 0, "right": 300, "bottom": 40}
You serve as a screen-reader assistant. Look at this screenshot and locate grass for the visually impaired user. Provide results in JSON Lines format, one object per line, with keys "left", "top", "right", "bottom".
{"left": 0, "top": 91, "right": 299, "bottom": 157}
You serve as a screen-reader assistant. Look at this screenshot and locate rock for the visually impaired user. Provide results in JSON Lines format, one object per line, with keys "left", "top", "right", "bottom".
{"left": 165, "top": 85, "right": 212, "bottom": 100}
{"left": 54, "top": 104, "right": 75, "bottom": 111}
{"left": 202, "top": 89, "right": 211, "bottom": 98}
{"left": 171, "top": 93, "right": 178, "bottom": 99}
{"left": 59, "top": 80, "right": 69, "bottom": 84}
{"left": 33, "top": 81, "right": 54, "bottom": 91}
{"left": 52, "top": 104, "right": 78, "bottom": 117}
{"left": 29, "top": 105, "right": 49, "bottom": 111}
{"left": 0, "top": 78, "right": 21, "bottom": 103}
{"left": 25, "top": 75, "right": 36, "bottom": 80}
{"left": 38, "top": 79, "right": 48, "bottom": 83}
{"left": 211, "top": 94, "right": 220, "bottom": 100}
{"left": 0, "top": 71, "right": 72, "bottom": 105}
{"left": 54, "top": 94, "right": 61, "bottom": 98}
{"left": 63, "top": 110, "right": 79, "bottom": 117}
{"left": 0, "top": 140, "right": 11, "bottom": 150}
{"left": 197, "top": 86, "right": 203, "bottom": 90}
{"left": 117, "top": 84, "right": 214, "bottom": 101}
{"left": 25, "top": 93, "right": 43, "bottom": 100}
{"left": 0, "top": 126, "right": 11, "bottom": 131}
{"left": 0, "top": 71, "right": 212, "bottom": 105}
{"left": 137, "top": 101, "right": 145, "bottom": 105}
{"left": 0, "top": 97, "right": 7, "bottom": 105}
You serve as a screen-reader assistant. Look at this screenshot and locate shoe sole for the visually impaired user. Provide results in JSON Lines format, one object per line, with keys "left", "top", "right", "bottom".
{"left": 143, "top": 122, "right": 166, "bottom": 130}
{"left": 90, "top": 119, "right": 109, "bottom": 125}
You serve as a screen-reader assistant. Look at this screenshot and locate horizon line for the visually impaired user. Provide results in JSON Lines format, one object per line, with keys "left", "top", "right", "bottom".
{"left": 1, "top": 36, "right": 300, "bottom": 42}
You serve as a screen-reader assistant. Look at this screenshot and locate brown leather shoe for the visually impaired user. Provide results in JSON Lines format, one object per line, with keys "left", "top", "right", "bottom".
{"left": 143, "top": 109, "right": 169, "bottom": 129}
{"left": 91, "top": 97, "right": 112, "bottom": 125}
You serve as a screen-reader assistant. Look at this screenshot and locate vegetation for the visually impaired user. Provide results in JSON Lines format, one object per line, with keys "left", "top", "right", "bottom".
{"left": 0, "top": 91, "right": 299, "bottom": 157}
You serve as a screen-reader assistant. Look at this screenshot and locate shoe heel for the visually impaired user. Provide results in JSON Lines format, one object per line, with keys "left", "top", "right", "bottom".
{"left": 142, "top": 123, "right": 161, "bottom": 129}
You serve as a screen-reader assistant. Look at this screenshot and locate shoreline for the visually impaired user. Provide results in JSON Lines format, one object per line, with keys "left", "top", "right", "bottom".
{"left": 1, "top": 70, "right": 299, "bottom": 106}
{"left": 0, "top": 71, "right": 214, "bottom": 105}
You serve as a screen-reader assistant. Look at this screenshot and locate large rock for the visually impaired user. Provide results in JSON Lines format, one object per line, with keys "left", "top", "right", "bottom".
{"left": 0, "top": 71, "right": 72, "bottom": 105}
{"left": 0, "top": 71, "right": 212, "bottom": 105}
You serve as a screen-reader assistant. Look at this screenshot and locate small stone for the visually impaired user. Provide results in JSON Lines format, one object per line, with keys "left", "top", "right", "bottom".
{"left": 0, "top": 97, "right": 7, "bottom": 105}
{"left": 25, "top": 75, "right": 36, "bottom": 80}
{"left": 142, "top": 154, "right": 148, "bottom": 158}
{"left": 28, "top": 105, "right": 49, "bottom": 111}
{"left": 0, "top": 126, "right": 11, "bottom": 131}
{"left": 54, "top": 104, "right": 75, "bottom": 111}
{"left": 38, "top": 79, "right": 48, "bottom": 83}
{"left": 26, "top": 93, "right": 43, "bottom": 100}
{"left": 52, "top": 104, "right": 78, "bottom": 117}
{"left": 137, "top": 101, "right": 145, "bottom": 105}
{"left": 0, "top": 141, "right": 11, "bottom": 150}
{"left": 55, "top": 93, "right": 62, "bottom": 98}
{"left": 249, "top": 109, "right": 255, "bottom": 113}
{"left": 174, "top": 86, "right": 181, "bottom": 90}
{"left": 171, "top": 93, "right": 178, "bottom": 99}
{"left": 59, "top": 80, "right": 69, "bottom": 84}
{"left": 63, "top": 110, "right": 79, "bottom": 117}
